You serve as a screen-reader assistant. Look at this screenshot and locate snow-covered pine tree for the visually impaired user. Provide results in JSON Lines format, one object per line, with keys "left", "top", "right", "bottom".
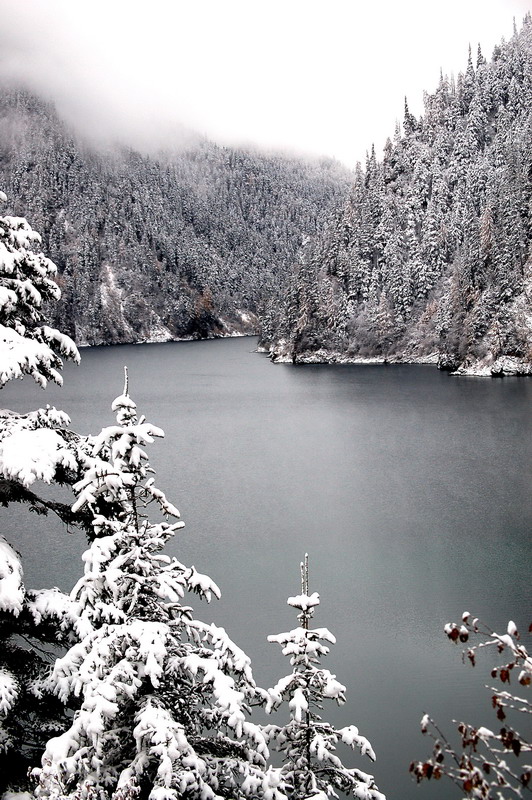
{"left": 264, "top": 555, "right": 385, "bottom": 800}
{"left": 0, "top": 194, "right": 83, "bottom": 792}
{"left": 0, "top": 191, "right": 79, "bottom": 388}
{"left": 0, "top": 191, "right": 85, "bottom": 527}
{"left": 33, "top": 371, "right": 276, "bottom": 800}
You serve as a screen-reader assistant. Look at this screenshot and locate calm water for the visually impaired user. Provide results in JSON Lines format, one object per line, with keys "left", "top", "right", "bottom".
{"left": 2, "top": 337, "right": 531, "bottom": 800}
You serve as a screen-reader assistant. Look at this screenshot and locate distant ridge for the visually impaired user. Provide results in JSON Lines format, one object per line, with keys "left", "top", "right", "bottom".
{"left": 0, "top": 88, "right": 350, "bottom": 345}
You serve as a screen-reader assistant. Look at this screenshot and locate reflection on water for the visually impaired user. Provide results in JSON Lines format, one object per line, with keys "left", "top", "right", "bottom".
{"left": 2, "top": 337, "right": 531, "bottom": 800}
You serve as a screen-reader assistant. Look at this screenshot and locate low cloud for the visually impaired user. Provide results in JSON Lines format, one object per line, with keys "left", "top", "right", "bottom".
{"left": 0, "top": 0, "right": 528, "bottom": 166}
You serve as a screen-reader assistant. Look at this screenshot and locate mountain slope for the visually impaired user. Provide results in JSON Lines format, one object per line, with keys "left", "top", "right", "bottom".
{"left": 0, "top": 89, "right": 350, "bottom": 345}
{"left": 265, "top": 17, "right": 532, "bottom": 376}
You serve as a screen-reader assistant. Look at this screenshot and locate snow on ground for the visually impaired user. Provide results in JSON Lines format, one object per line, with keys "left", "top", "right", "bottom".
{"left": 144, "top": 323, "right": 174, "bottom": 343}
{"left": 452, "top": 356, "right": 532, "bottom": 377}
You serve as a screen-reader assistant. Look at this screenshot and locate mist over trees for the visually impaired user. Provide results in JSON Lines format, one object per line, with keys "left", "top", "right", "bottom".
{"left": 263, "top": 17, "right": 532, "bottom": 375}
{"left": 0, "top": 89, "right": 350, "bottom": 346}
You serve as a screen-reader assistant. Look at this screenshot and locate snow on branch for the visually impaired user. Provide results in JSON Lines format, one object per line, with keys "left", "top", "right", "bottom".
{"left": 0, "top": 535, "right": 24, "bottom": 616}
{"left": 0, "top": 205, "right": 79, "bottom": 388}
{"left": 0, "top": 668, "right": 19, "bottom": 715}
{"left": 265, "top": 555, "right": 385, "bottom": 799}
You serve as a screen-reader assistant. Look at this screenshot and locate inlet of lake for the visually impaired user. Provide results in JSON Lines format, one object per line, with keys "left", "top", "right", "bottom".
{"left": 2, "top": 336, "right": 531, "bottom": 800}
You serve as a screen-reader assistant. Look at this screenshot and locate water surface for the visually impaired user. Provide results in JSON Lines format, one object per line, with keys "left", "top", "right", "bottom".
{"left": 2, "top": 337, "right": 531, "bottom": 799}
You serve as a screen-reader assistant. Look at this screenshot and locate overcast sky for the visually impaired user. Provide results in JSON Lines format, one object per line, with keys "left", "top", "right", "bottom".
{"left": 0, "top": 0, "right": 530, "bottom": 168}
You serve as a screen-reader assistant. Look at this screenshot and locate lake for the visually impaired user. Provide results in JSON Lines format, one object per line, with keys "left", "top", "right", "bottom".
{"left": 2, "top": 336, "right": 531, "bottom": 800}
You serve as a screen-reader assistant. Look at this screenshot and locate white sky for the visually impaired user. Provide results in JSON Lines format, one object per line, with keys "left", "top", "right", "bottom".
{"left": 0, "top": 0, "right": 530, "bottom": 168}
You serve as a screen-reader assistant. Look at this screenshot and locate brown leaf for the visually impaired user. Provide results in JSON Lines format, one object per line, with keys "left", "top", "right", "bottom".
{"left": 422, "top": 763, "right": 434, "bottom": 780}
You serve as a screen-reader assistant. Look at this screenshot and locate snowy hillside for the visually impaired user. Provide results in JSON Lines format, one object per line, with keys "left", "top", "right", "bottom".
{"left": 0, "top": 90, "right": 350, "bottom": 346}
{"left": 263, "top": 18, "right": 532, "bottom": 376}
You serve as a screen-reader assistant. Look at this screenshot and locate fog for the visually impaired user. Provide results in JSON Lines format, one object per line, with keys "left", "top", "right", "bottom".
{"left": 0, "top": 0, "right": 529, "bottom": 166}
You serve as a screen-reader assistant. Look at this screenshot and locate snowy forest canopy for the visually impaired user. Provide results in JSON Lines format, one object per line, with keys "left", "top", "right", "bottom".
{"left": 262, "top": 16, "right": 532, "bottom": 376}
{"left": 0, "top": 89, "right": 349, "bottom": 346}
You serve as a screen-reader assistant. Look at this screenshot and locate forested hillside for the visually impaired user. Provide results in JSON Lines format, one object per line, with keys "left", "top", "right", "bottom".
{"left": 0, "top": 89, "right": 350, "bottom": 345}
{"left": 264, "top": 17, "right": 532, "bottom": 375}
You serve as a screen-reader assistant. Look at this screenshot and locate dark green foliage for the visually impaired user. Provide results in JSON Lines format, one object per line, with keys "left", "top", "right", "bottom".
{"left": 0, "top": 601, "right": 76, "bottom": 793}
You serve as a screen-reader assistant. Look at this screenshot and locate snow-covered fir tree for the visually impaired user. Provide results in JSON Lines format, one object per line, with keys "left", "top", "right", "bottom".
{"left": 0, "top": 194, "right": 82, "bottom": 792}
{"left": 264, "top": 555, "right": 385, "bottom": 800}
{"left": 0, "top": 190, "right": 79, "bottom": 388}
{"left": 0, "top": 190, "right": 84, "bottom": 527}
{"left": 32, "top": 370, "right": 278, "bottom": 800}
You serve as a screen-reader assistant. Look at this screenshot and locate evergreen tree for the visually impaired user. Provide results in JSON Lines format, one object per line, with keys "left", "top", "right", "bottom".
{"left": 0, "top": 191, "right": 79, "bottom": 388}
{"left": 0, "top": 195, "right": 83, "bottom": 792}
{"left": 33, "top": 371, "right": 273, "bottom": 800}
{"left": 264, "top": 555, "right": 384, "bottom": 800}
